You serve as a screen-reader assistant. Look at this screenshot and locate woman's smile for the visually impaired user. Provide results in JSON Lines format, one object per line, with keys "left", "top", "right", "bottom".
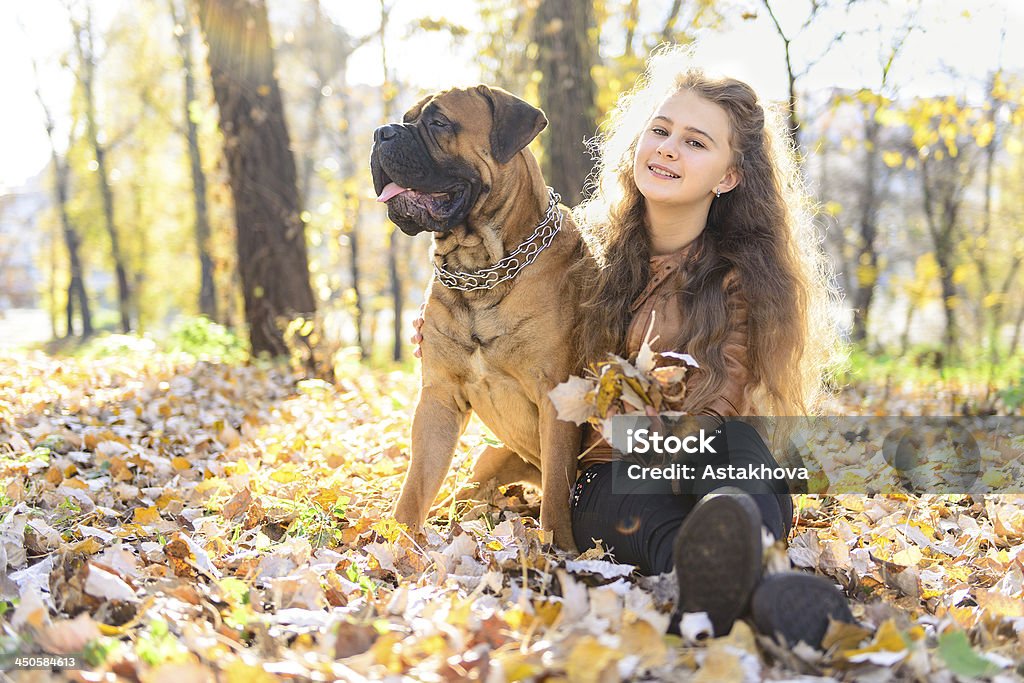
{"left": 647, "top": 163, "right": 681, "bottom": 179}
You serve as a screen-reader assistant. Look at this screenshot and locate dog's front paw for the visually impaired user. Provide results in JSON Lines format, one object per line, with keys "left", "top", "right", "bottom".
{"left": 551, "top": 524, "right": 578, "bottom": 555}
{"left": 540, "top": 505, "right": 577, "bottom": 554}
{"left": 393, "top": 499, "right": 426, "bottom": 532}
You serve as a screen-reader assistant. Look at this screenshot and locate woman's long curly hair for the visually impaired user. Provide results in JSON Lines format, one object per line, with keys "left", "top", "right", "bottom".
{"left": 571, "top": 46, "right": 841, "bottom": 416}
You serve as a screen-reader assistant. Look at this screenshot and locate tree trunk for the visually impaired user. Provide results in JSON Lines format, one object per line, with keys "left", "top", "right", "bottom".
{"left": 347, "top": 207, "right": 365, "bottom": 358}
{"left": 851, "top": 110, "right": 881, "bottom": 344}
{"left": 56, "top": 161, "right": 93, "bottom": 340}
{"left": 920, "top": 154, "right": 966, "bottom": 364}
{"left": 130, "top": 168, "right": 149, "bottom": 331}
{"left": 388, "top": 234, "right": 404, "bottom": 362}
{"left": 660, "top": 0, "right": 684, "bottom": 43}
{"left": 34, "top": 67, "right": 93, "bottom": 338}
{"left": 1010, "top": 297, "right": 1024, "bottom": 358}
{"left": 899, "top": 301, "right": 916, "bottom": 357}
{"left": 197, "top": 0, "right": 317, "bottom": 358}
{"left": 73, "top": 7, "right": 131, "bottom": 333}
{"left": 298, "top": 88, "right": 323, "bottom": 212}
{"left": 49, "top": 224, "right": 58, "bottom": 339}
{"left": 533, "top": 0, "right": 598, "bottom": 205}
{"left": 623, "top": 0, "right": 640, "bottom": 58}
{"left": 170, "top": 0, "right": 218, "bottom": 320}
{"left": 936, "top": 252, "right": 958, "bottom": 361}
{"left": 379, "top": 0, "right": 405, "bottom": 362}
{"left": 337, "top": 93, "right": 367, "bottom": 358}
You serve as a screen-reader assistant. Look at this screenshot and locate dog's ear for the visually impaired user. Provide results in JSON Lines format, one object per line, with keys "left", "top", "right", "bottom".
{"left": 476, "top": 85, "right": 548, "bottom": 165}
{"left": 402, "top": 94, "right": 434, "bottom": 123}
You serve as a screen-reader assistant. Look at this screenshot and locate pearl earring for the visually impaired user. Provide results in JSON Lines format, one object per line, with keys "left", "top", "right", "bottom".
{"left": 715, "top": 188, "right": 721, "bottom": 198}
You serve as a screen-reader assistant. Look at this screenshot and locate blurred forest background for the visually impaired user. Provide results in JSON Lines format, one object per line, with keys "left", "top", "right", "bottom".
{"left": 1, "top": 0, "right": 1022, "bottom": 411}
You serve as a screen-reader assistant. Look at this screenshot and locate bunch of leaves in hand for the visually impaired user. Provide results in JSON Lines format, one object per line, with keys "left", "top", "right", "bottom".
{"left": 549, "top": 333, "right": 699, "bottom": 430}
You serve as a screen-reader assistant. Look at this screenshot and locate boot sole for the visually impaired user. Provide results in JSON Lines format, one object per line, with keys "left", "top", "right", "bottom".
{"left": 751, "top": 572, "right": 854, "bottom": 648}
{"left": 673, "top": 490, "right": 763, "bottom": 637}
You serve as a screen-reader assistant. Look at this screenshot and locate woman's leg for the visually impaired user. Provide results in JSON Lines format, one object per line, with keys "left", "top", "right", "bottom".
{"left": 572, "top": 421, "right": 794, "bottom": 574}
{"left": 690, "top": 420, "right": 794, "bottom": 540}
{"left": 571, "top": 421, "right": 852, "bottom": 645}
{"left": 571, "top": 462, "right": 695, "bottom": 575}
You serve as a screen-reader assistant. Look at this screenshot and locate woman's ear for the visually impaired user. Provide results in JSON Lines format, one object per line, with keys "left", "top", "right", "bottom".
{"left": 718, "top": 167, "right": 740, "bottom": 194}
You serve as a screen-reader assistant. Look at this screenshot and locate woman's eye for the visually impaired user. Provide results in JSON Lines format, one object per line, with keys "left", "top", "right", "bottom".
{"left": 651, "top": 127, "right": 668, "bottom": 136}
{"left": 688, "top": 140, "right": 706, "bottom": 149}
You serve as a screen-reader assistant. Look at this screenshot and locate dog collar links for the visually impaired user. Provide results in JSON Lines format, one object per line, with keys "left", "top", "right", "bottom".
{"left": 434, "top": 187, "right": 563, "bottom": 291}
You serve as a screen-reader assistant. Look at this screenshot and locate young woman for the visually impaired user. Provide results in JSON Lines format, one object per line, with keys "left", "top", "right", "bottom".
{"left": 413, "top": 47, "right": 853, "bottom": 647}
{"left": 564, "top": 47, "right": 852, "bottom": 647}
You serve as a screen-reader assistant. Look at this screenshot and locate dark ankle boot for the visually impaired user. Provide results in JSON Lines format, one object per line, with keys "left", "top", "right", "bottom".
{"left": 673, "top": 486, "right": 763, "bottom": 637}
{"left": 751, "top": 572, "right": 855, "bottom": 648}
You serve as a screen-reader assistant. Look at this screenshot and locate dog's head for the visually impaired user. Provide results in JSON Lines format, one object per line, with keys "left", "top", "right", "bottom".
{"left": 370, "top": 85, "right": 547, "bottom": 235}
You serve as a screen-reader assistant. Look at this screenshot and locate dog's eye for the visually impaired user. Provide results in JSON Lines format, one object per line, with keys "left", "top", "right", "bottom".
{"left": 430, "top": 119, "right": 450, "bottom": 128}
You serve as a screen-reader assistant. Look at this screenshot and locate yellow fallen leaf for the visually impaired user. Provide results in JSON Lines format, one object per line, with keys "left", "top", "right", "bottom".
{"left": 70, "top": 537, "right": 103, "bottom": 555}
{"left": 987, "top": 500, "right": 1024, "bottom": 538}
{"left": 218, "top": 423, "right": 242, "bottom": 449}
{"left": 596, "top": 369, "right": 622, "bottom": 418}
{"left": 721, "top": 619, "right": 758, "bottom": 654}
{"left": 503, "top": 606, "right": 528, "bottom": 631}
{"left": 566, "top": 636, "right": 621, "bottom": 683}
{"left": 890, "top": 546, "right": 923, "bottom": 567}
{"left": 144, "top": 661, "right": 217, "bottom": 683}
{"left": 45, "top": 465, "right": 63, "bottom": 486}
{"left": 976, "top": 588, "right": 1024, "bottom": 618}
{"left": 492, "top": 651, "right": 541, "bottom": 682}
{"left": 821, "top": 619, "right": 873, "bottom": 651}
{"left": 369, "top": 632, "right": 404, "bottom": 674}
{"left": 109, "top": 457, "right": 133, "bottom": 482}
{"left": 620, "top": 620, "right": 667, "bottom": 665}
{"left": 694, "top": 641, "right": 745, "bottom": 683}
{"left": 841, "top": 619, "right": 908, "bottom": 662}
{"left": 195, "top": 478, "right": 225, "bottom": 495}
{"left": 534, "top": 600, "right": 562, "bottom": 627}
{"left": 312, "top": 488, "right": 338, "bottom": 510}
{"left": 222, "top": 659, "right": 277, "bottom": 683}
{"left": 270, "top": 467, "right": 300, "bottom": 484}
{"left": 981, "top": 469, "right": 1010, "bottom": 488}
{"left": 172, "top": 457, "right": 191, "bottom": 470}
{"left": 414, "top": 634, "right": 448, "bottom": 657}
{"left": 134, "top": 507, "right": 161, "bottom": 525}
{"left": 371, "top": 518, "right": 405, "bottom": 543}
{"left": 155, "top": 492, "right": 180, "bottom": 510}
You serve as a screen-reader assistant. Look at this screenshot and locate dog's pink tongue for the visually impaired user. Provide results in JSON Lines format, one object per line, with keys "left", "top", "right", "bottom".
{"left": 377, "top": 182, "right": 409, "bottom": 203}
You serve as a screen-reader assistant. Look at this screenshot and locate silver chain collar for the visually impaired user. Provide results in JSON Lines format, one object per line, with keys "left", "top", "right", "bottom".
{"left": 433, "top": 187, "right": 563, "bottom": 292}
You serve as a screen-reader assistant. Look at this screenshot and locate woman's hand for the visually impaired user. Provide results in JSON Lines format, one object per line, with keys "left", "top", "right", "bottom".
{"left": 410, "top": 305, "right": 425, "bottom": 358}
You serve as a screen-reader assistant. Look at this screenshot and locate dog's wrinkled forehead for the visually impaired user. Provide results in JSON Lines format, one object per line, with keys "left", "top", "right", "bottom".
{"left": 403, "top": 89, "right": 493, "bottom": 152}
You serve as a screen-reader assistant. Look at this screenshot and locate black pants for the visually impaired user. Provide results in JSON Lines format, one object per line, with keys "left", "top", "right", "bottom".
{"left": 570, "top": 420, "right": 794, "bottom": 575}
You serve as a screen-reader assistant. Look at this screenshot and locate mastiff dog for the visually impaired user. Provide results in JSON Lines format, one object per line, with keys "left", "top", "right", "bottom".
{"left": 370, "top": 85, "right": 582, "bottom": 551}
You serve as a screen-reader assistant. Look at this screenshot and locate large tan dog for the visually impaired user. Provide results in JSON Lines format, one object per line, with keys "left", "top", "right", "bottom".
{"left": 370, "top": 85, "right": 581, "bottom": 550}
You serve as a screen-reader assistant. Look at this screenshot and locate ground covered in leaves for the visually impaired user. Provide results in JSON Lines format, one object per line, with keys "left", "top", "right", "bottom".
{"left": 1, "top": 345, "right": 1023, "bottom": 682}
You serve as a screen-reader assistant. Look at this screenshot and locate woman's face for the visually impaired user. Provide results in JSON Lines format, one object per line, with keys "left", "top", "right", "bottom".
{"left": 632, "top": 89, "right": 738, "bottom": 211}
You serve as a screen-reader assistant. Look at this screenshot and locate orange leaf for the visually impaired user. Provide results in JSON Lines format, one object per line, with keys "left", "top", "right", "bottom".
{"left": 133, "top": 507, "right": 161, "bottom": 525}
